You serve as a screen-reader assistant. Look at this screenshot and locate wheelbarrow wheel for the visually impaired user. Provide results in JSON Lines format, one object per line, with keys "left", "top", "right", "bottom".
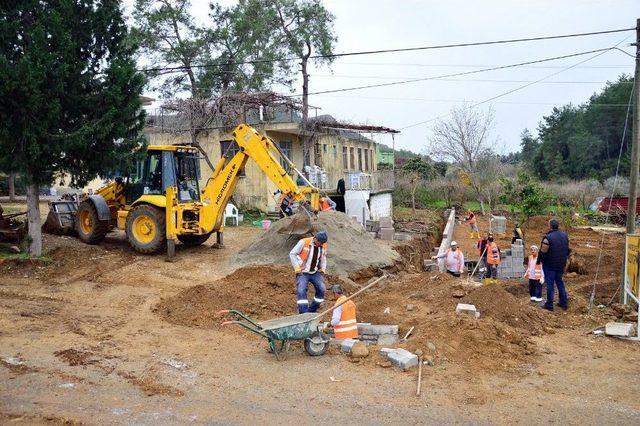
{"left": 304, "top": 332, "right": 329, "bottom": 357}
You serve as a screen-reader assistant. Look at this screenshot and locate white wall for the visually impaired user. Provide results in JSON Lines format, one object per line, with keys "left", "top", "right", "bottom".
{"left": 369, "top": 192, "right": 392, "bottom": 220}
{"left": 344, "top": 190, "right": 370, "bottom": 225}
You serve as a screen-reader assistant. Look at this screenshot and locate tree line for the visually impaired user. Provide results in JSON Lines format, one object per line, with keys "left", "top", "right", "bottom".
{"left": 520, "top": 75, "right": 633, "bottom": 181}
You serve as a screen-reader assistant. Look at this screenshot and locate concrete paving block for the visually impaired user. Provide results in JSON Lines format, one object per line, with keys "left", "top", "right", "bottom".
{"left": 359, "top": 335, "right": 378, "bottom": 341}
{"left": 377, "top": 334, "right": 399, "bottom": 346}
{"left": 358, "top": 324, "right": 399, "bottom": 335}
{"left": 379, "top": 347, "right": 395, "bottom": 354}
{"left": 368, "top": 231, "right": 378, "bottom": 239}
{"left": 379, "top": 216, "right": 394, "bottom": 228}
{"left": 386, "top": 348, "right": 419, "bottom": 369}
{"left": 379, "top": 227, "right": 395, "bottom": 241}
{"left": 340, "top": 339, "right": 359, "bottom": 352}
{"left": 605, "top": 322, "right": 636, "bottom": 337}
{"left": 456, "top": 303, "right": 479, "bottom": 319}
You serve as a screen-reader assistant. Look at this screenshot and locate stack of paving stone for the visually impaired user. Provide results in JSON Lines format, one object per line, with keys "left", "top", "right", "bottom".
{"left": 378, "top": 216, "right": 395, "bottom": 241}
{"left": 497, "top": 239, "right": 526, "bottom": 279}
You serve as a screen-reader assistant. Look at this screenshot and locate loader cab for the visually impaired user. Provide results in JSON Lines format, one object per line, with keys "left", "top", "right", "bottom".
{"left": 126, "top": 147, "right": 201, "bottom": 204}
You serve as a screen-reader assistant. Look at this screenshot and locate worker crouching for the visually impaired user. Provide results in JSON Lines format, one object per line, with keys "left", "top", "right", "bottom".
{"left": 328, "top": 285, "right": 358, "bottom": 339}
{"left": 433, "top": 241, "right": 465, "bottom": 277}
{"left": 289, "top": 231, "right": 328, "bottom": 313}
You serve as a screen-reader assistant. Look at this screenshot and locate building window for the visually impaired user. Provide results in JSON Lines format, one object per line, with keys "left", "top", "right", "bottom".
{"left": 349, "top": 147, "right": 355, "bottom": 170}
{"left": 364, "top": 148, "right": 369, "bottom": 171}
{"left": 370, "top": 149, "right": 374, "bottom": 171}
{"left": 342, "top": 146, "right": 348, "bottom": 169}
{"left": 220, "top": 140, "right": 245, "bottom": 176}
{"left": 357, "top": 148, "right": 363, "bottom": 171}
{"left": 322, "top": 144, "right": 327, "bottom": 153}
{"left": 333, "top": 145, "right": 337, "bottom": 157}
{"left": 278, "top": 140, "right": 293, "bottom": 172}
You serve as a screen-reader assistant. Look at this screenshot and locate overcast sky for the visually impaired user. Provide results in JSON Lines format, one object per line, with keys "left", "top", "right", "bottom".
{"left": 130, "top": 0, "right": 639, "bottom": 155}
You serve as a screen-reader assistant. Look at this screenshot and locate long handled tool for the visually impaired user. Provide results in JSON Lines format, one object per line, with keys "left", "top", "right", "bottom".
{"left": 313, "top": 275, "right": 388, "bottom": 320}
{"left": 467, "top": 246, "right": 487, "bottom": 284}
{"left": 416, "top": 356, "right": 423, "bottom": 396}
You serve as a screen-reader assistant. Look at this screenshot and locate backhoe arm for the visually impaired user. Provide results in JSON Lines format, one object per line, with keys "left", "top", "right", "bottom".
{"left": 200, "top": 124, "right": 319, "bottom": 232}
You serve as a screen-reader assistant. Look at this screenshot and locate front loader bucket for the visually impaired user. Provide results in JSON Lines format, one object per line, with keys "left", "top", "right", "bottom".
{"left": 42, "top": 200, "right": 78, "bottom": 235}
{"left": 277, "top": 210, "right": 314, "bottom": 236}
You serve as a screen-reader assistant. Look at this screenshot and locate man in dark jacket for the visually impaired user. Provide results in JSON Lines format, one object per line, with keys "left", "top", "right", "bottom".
{"left": 538, "top": 218, "right": 570, "bottom": 311}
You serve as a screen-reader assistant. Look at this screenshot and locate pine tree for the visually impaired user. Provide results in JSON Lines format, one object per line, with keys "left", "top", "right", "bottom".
{"left": 0, "top": 1, "right": 146, "bottom": 255}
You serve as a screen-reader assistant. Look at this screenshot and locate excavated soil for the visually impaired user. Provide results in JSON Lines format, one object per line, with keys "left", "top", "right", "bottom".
{"left": 158, "top": 214, "right": 625, "bottom": 370}
{"left": 154, "top": 264, "right": 351, "bottom": 327}
{"left": 234, "top": 210, "right": 400, "bottom": 278}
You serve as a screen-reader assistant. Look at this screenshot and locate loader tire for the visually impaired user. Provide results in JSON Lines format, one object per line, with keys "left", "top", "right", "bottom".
{"left": 177, "top": 232, "right": 212, "bottom": 247}
{"left": 125, "top": 204, "right": 166, "bottom": 254}
{"left": 75, "top": 200, "right": 109, "bottom": 244}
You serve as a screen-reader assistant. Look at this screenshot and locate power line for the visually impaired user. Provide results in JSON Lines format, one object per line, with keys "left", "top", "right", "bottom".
{"left": 298, "top": 47, "right": 624, "bottom": 97}
{"left": 399, "top": 40, "right": 631, "bottom": 130}
{"left": 139, "top": 27, "right": 635, "bottom": 74}
{"left": 312, "top": 94, "right": 631, "bottom": 106}
{"left": 310, "top": 75, "right": 634, "bottom": 84}
{"left": 338, "top": 62, "right": 634, "bottom": 69}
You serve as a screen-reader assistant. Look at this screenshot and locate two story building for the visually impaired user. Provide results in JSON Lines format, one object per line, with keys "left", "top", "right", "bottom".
{"left": 146, "top": 104, "right": 398, "bottom": 222}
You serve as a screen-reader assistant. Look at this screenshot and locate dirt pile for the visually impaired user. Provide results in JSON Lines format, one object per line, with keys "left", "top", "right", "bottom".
{"left": 354, "top": 273, "right": 550, "bottom": 368}
{"left": 154, "top": 264, "right": 350, "bottom": 328}
{"left": 234, "top": 210, "right": 400, "bottom": 277}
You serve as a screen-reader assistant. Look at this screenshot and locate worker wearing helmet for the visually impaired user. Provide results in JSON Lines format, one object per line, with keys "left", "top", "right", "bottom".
{"left": 432, "top": 241, "right": 465, "bottom": 277}
{"left": 289, "top": 230, "right": 328, "bottom": 313}
{"left": 328, "top": 285, "right": 358, "bottom": 339}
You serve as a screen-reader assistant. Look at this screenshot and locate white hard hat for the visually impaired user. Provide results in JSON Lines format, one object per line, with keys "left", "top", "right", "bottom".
{"left": 450, "top": 241, "right": 458, "bottom": 246}
{"left": 531, "top": 245, "right": 539, "bottom": 251}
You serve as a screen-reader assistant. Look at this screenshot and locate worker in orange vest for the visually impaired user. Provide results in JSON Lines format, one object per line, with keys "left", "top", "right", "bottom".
{"left": 464, "top": 210, "right": 480, "bottom": 239}
{"left": 328, "top": 285, "right": 358, "bottom": 339}
{"left": 485, "top": 235, "right": 501, "bottom": 284}
{"left": 289, "top": 231, "right": 328, "bottom": 313}
{"left": 524, "top": 245, "right": 545, "bottom": 303}
{"left": 319, "top": 196, "right": 336, "bottom": 212}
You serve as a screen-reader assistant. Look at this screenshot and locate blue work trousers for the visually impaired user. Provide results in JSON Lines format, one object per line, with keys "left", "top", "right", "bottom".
{"left": 542, "top": 268, "right": 568, "bottom": 310}
{"left": 296, "top": 272, "right": 326, "bottom": 313}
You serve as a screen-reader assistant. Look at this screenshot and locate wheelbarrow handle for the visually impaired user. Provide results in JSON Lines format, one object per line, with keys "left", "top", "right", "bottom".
{"left": 218, "top": 309, "right": 262, "bottom": 328}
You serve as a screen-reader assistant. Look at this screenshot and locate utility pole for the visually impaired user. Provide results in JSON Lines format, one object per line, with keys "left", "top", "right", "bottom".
{"left": 626, "top": 19, "right": 640, "bottom": 234}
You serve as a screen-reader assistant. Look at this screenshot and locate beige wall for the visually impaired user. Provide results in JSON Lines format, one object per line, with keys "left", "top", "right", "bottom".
{"left": 317, "top": 134, "right": 377, "bottom": 192}
{"left": 147, "top": 126, "right": 378, "bottom": 212}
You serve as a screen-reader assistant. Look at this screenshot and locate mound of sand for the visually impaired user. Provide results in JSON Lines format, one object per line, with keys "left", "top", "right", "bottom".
{"left": 235, "top": 211, "right": 400, "bottom": 278}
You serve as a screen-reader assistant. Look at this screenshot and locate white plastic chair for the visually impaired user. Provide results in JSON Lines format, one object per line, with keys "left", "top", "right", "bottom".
{"left": 224, "top": 203, "right": 239, "bottom": 226}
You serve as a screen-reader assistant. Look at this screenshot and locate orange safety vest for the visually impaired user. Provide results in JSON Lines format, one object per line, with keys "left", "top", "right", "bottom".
{"left": 486, "top": 242, "right": 501, "bottom": 265}
{"left": 525, "top": 254, "right": 542, "bottom": 280}
{"left": 298, "top": 237, "right": 328, "bottom": 264}
{"left": 319, "top": 198, "right": 332, "bottom": 211}
{"left": 333, "top": 295, "right": 358, "bottom": 339}
{"left": 466, "top": 213, "right": 476, "bottom": 225}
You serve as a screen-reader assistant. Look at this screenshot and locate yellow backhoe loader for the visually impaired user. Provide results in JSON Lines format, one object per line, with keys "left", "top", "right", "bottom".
{"left": 54, "top": 124, "right": 319, "bottom": 256}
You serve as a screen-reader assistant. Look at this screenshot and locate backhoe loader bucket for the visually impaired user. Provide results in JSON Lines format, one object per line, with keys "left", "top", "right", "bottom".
{"left": 42, "top": 199, "right": 78, "bottom": 235}
{"left": 277, "top": 209, "right": 314, "bottom": 236}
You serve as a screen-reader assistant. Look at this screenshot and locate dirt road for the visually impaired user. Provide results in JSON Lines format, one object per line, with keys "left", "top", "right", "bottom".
{"left": 1, "top": 213, "right": 639, "bottom": 424}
